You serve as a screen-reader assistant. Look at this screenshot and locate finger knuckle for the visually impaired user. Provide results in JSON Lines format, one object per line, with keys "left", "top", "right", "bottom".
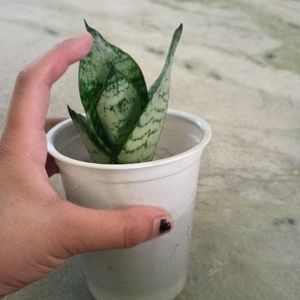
{"left": 123, "top": 217, "right": 140, "bottom": 248}
{"left": 16, "top": 67, "right": 33, "bottom": 85}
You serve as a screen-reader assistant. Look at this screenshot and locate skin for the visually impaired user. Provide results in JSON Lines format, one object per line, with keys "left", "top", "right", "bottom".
{"left": 0, "top": 33, "right": 172, "bottom": 298}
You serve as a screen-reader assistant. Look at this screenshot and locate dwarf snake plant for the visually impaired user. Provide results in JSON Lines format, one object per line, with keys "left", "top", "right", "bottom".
{"left": 68, "top": 21, "right": 182, "bottom": 164}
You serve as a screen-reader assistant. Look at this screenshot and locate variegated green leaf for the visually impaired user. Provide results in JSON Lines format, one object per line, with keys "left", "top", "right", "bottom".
{"left": 117, "top": 24, "right": 183, "bottom": 163}
{"left": 79, "top": 21, "right": 149, "bottom": 138}
{"left": 71, "top": 22, "right": 182, "bottom": 164}
{"left": 67, "top": 106, "right": 112, "bottom": 163}
{"left": 97, "top": 67, "right": 142, "bottom": 152}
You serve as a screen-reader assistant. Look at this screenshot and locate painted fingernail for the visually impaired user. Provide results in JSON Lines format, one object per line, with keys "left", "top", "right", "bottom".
{"left": 153, "top": 217, "right": 173, "bottom": 236}
{"left": 160, "top": 218, "right": 172, "bottom": 233}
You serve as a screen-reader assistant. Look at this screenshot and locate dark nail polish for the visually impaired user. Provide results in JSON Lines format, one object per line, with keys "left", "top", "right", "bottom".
{"left": 159, "top": 219, "right": 172, "bottom": 233}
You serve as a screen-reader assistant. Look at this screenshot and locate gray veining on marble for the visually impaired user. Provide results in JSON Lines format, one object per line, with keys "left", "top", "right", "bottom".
{"left": 1, "top": 0, "right": 299, "bottom": 299}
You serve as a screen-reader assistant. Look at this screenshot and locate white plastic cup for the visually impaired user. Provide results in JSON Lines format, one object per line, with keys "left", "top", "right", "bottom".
{"left": 47, "top": 109, "right": 212, "bottom": 300}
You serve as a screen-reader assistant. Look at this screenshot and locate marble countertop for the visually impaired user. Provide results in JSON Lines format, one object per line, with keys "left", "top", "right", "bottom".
{"left": 1, "top": 0, "right": 299, "bottom": 299}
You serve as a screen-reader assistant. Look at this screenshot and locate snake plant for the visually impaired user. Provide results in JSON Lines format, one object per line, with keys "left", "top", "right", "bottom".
{"left": 68, "top": 21, "right": 183, "bottom": 164}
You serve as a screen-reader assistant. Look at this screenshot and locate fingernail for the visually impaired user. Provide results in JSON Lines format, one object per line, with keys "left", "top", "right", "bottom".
{"left": 153, "top": 217, "right": 173, "bottom": 236}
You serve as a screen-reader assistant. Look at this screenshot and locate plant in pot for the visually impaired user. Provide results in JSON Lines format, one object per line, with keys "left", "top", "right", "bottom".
{"left": 47, "top": 21, "right": 211, "bottom": 300}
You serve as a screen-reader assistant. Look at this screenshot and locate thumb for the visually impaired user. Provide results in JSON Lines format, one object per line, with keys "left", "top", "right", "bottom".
{"left": 59, "top": 202, "right": 173, "bottom": 254}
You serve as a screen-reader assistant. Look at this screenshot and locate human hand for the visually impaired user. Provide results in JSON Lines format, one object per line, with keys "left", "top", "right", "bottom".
{"left": 0, "top": 33, "right": 172, "bottom": 298}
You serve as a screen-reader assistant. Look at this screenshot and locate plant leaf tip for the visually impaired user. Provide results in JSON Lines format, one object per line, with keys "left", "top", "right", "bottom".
{"left": 67, "top": 105, "right": 76, "bottom": 117}
{"left": 83, "top": 19, "right": 89, "bottom": 30}
{"left": 176, "top": 23, "right": 183, "bottom": 36}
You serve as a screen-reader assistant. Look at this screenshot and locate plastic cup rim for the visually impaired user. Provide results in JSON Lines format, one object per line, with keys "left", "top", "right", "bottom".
{"left": 47, "top": 108, "right": 212, "bottom": 171}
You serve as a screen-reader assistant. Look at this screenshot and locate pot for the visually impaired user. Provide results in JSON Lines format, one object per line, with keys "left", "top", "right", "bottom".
{"left": 47, "top": 108, "right": 211, "bottom": 300}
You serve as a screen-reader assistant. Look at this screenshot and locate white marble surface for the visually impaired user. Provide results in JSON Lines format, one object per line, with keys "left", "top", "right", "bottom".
{"left": 1, "top": 0, "right": 299, "bottom": 299}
